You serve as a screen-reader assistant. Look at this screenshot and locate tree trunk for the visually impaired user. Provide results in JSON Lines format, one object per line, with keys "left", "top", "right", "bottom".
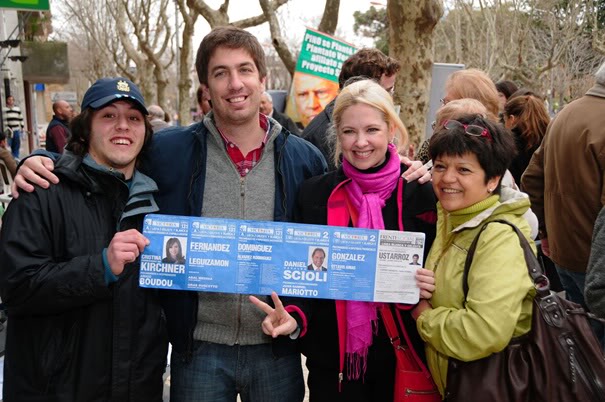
{"left": 317, "top": 0, "right": 340, "bottom": 35}
{"left": 259, "top": 0, "right": 296, "bottom": 75}
{"left": 177, "top": 0, "right": 199, "bottom": 126}
{"left": 388, "top": 0, "right": 443, "bottom": 148}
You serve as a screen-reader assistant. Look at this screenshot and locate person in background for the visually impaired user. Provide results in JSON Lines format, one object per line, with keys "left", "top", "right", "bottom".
{"left": 418, "top": 99, "right": 489, "bottom": 164}
{"left": 495, "top": 80, "right": 519, "bottom": 114}
{"left": 260, "top": 91, "right": 301, "bottom": 135}
{"left": 413, "top": 115, "right": 534, "bottom": 398}
{"left": 193, "top": 86, "right": 212, "bottom": 122}
{"left": 441, "top": 69, "right": 500, "bottom": 120}
{"left": 0, "top": 129, "right": 16, "bottom": 178}
{"left": 147, "top": 104, "right": 171, "bottom": 133}
{"left": 586, "top": 206, "right": 605, "bottom": 320}
{"left": 0, "top": 77, "right": 167, "bottom": 401}
{"left": 302, "top": 48, "right": 400, "bottom": 171}
{"left": 3, "top": 95, "right": 24, "bottom": 159}
{"left": 522, "top": 61, "right": 605, "bottom": 346}
{"left": 416, "top": 69, "right": 501, "bottom": 164}
{"left": 292, "top": 72, "right": 340, "bottom": 128}
{"left": 503, "top": 92, "right": 550, "bottom": 184}
{"left": 46, "top": 100, "right": 75, "bottom": 154}
{"left": 287, "top": 79, "right": 438, "bottom": 401}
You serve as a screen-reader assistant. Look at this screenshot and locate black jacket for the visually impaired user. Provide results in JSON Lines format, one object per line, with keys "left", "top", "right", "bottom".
{"left": 294, "top": 165, "right": 437, "bottom": 376}
{"left": 510, "top": 127, "right": 539, "bottom": 185}
{"left": 0, "top": 152, "right": 168, "bottom": 402}
{"left": 45, "top": 116, "right": 70, "bottom": 154}
{"left": 272, "top": 108, "right": 301, "bottom": 136}
{"left": 301, "top": 99, "right": 336, "bottom": 171}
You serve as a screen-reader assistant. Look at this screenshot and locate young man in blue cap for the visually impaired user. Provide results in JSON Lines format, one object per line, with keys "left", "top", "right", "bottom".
{"left": 0, "top": 77, "right": 168, "bottom": 402}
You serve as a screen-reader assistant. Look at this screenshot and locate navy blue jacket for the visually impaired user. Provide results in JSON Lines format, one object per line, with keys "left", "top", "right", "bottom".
{"left": 139, "top": 119, "right": 327, "bottom": 357}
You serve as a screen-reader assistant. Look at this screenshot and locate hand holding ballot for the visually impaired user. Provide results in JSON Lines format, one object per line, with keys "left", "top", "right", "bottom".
{"left": 107, "top": 229, "right": 150, "bottom": 275}
{"left": 415, "top": 268, "right": 435, "bottom": 300}
{"left": 250, "top": 292, "right": 298, "bottom": 338}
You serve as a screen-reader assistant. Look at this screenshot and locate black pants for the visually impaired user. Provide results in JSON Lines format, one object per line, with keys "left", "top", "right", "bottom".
{"left": 307, "top": 319, "right": 396, "bottom": 402}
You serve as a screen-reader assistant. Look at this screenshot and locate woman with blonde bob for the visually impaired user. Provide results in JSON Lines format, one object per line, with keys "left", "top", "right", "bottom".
{"left": 293, "top": 79, "right": 439, "bottom": 401}
{"left": 442, "top": 69, "right": 500, "bottom": 120}
{"left": 418, "top": 99, "right": 488, "bottom": 164}
{"left": 413, "top": 68, "right": 501, "bottom": 161}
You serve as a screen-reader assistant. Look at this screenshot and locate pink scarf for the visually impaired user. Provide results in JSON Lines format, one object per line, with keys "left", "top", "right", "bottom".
{"left": 341, "top": 143, "right": 401, "bottom": 380}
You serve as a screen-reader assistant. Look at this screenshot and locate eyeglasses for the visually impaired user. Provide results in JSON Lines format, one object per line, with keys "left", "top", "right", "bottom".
{"left": 443, "top": 120, "right": 492, "bottom": 141}
{"left": 439, "top": 98, "right": 449, "bottom": 106}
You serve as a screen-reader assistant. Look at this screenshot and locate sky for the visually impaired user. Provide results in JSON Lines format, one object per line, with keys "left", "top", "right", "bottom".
{"left": 191, "top": 0, "right": 382, "bottom": 50}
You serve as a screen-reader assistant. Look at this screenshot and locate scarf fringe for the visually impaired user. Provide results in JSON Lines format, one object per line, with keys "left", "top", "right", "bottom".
{"left": 346, "top": 349, "right": 370, "bottom": 381}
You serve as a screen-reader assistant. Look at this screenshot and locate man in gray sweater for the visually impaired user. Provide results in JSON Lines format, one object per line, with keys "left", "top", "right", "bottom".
{"left": 586, "top": 206, "right": 605, "bottom": 320}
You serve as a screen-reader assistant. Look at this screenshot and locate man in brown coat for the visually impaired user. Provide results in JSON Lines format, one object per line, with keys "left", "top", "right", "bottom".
{"left": 522, "top": 62, "right": 605, "bottom": 344}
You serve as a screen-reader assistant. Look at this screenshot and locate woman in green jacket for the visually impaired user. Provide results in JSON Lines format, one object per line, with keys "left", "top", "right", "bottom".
{"left": 412, "top": 115, "right": 536, "bottom": 397}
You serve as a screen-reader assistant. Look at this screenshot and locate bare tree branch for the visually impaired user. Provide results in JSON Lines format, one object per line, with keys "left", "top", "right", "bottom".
{"left": 186, "top": 0, "right": 229, "bottom": 27}
{"left": 232, "top": 0, "right": 288, "bottom": 28}
{"left": 259, "top": 0, "right": 296, "bottom": 75}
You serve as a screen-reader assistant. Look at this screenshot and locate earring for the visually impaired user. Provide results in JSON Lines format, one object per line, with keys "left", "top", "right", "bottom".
{"left": 488, "top": 188, "right": 494, "bottom": 193}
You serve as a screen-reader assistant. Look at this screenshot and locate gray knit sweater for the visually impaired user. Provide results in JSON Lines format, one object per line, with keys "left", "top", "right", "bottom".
{"left": 193, "top": 117, "right": 279, "bottom": 345}
{"left": 586, "top": 206, "right": 605, "bottom": 318}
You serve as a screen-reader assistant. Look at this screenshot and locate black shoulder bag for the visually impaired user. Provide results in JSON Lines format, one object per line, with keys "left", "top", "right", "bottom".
{"left": 445, "top": 219, "right": 605, "bottom": 402}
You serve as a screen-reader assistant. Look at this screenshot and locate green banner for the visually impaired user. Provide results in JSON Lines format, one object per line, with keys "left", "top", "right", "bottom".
{"left": 0, "top": 0, "right": 50, "bottom": 11}
{"left": 285, "top": 29, "right": 356, "bottom": 128}
{"left": 296, "top": 28, "right": 356, "bottom": 83}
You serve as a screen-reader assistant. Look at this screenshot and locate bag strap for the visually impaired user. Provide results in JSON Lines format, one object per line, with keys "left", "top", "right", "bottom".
{"left": 463, "top": 220, "right": 605, "bottom": 329}
{"left": 381, "top": 304, "right": 404, "bottom": 349}
{"left": 380, "top": 304, "right": 433, "bottom": 378}
{"left": 462, "top": 219, "right": 550, "bottom": 299}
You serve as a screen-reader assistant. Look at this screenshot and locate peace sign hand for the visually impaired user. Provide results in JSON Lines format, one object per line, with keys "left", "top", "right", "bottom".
{"left": 249, "top": 292, "right": 298, "bottom": 338}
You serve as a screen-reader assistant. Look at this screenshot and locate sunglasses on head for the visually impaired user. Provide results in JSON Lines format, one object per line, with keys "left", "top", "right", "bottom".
{"left": 443, "top": 120, "right": 492, "bottom": 141}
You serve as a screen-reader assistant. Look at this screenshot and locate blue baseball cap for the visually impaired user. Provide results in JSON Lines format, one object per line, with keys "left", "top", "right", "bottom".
{"left": 81, "top": 77, "right": 148, "bottom": 114}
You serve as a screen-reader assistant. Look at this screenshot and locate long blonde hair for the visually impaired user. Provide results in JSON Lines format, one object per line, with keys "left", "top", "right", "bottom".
{"left": 331, "top": 79, "right": 408, "bottom": 166}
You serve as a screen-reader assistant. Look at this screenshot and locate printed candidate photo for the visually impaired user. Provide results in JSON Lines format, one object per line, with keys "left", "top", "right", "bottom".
{"left": 285, "top": 72, "right": 339, "bottom": 128}
{"left": 307, "top": 246, "right": 328, "bottom": 271}
{"left": 409, "top": 253, "right": 422, "bottom": 266}
{"left": 162, "top": 236, "right": 187, "bottom": 264}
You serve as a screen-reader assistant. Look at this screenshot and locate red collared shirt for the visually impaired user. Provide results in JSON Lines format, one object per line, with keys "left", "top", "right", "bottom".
{"left": 218, "top": 114, "right": 270, "bottom": 177}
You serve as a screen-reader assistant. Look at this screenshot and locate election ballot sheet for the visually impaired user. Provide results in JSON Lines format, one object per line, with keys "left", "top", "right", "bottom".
{"left": 140, "top": 214, "right": 425, "bottom": 304}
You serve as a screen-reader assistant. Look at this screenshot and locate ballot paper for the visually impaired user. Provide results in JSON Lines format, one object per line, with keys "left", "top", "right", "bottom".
{"left": 140, "top": 214, "right": 425, "bottom": 304}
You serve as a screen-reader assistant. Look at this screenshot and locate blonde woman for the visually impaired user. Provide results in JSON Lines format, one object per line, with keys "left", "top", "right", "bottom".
{"left": 293, "top": 79, "right": 438, "bottom": 401}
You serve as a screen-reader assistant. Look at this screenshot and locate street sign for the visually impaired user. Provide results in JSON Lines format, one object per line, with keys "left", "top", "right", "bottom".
{"left": 0, "top": 0, "right": 50, "bottom": 11}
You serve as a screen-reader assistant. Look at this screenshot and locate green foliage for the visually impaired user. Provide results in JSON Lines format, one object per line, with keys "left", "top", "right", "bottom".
{"left": 18, "top": 11, "right": 51, "bottom": 41}
{"left": 353, "top": 6, "right": 389, "bottom": 54}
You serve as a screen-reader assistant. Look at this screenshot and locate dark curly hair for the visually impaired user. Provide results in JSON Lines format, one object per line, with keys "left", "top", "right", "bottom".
{"left": 338, "top": 48, "right": 400, "bottom": 89}
{"left": 429, "top": 115, "right": 517, "bottom": 190}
